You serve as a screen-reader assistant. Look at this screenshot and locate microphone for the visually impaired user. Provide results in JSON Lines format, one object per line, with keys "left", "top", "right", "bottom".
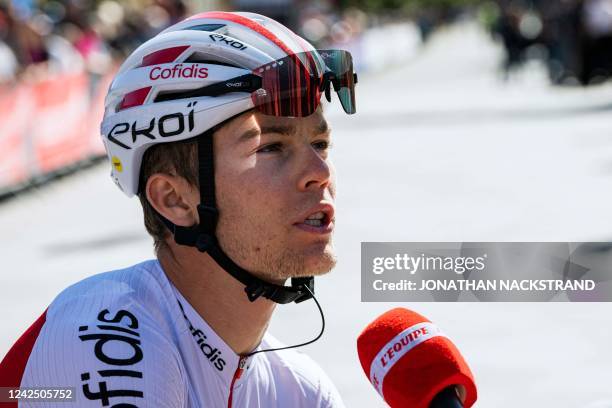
{"left": 357, "top": 308, "right": 477, "bottom": 408}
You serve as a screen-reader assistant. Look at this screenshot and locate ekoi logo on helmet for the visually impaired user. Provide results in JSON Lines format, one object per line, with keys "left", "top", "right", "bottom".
{"left": 107, "top": 102, "right": 197, "bottom": 149}
{"left": 209, "top": 33, "right": 248, "bottom": 51}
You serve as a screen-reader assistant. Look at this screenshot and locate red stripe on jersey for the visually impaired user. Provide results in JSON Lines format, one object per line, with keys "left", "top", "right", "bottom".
{"left": 187, "top": 12, "right": 293, "bottom": 55}
{"left": 0, "top": 310, "right": 47, "bottom": 406}
{"left": 141, "top": 45, "right": 189, "bottom": 67}
{"left": 118, "top": 86, "right": 152, "bottom": 111}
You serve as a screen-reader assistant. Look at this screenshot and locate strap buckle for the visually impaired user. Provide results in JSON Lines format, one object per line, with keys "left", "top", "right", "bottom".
{"left": 244, "top": 277, "right": 314, "bottom": 304}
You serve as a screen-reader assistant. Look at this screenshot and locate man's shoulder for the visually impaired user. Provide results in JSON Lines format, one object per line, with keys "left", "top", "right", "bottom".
{"left": 259, "top": 334, "right": 345, "bottom": 407}
{"left": 9, "top": 260, "right": 188, "bottom": 406}
{"left": 42, "top": 259, "right": 182, "bottom": 351}
{"left": 48, "top": 259, "right": 169, "bottom": 319}
{"left": 52, "top": 259, "right": 162, "bottom": 300}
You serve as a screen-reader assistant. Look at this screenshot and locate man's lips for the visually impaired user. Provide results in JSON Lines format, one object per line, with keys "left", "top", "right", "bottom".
{"left": 293, "top": 203, "right": 335, "bottom": 235}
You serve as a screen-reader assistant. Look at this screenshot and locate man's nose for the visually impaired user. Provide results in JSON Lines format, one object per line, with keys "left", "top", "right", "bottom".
{"left": 297, "top": 147, "right": 332, "bottom": 191}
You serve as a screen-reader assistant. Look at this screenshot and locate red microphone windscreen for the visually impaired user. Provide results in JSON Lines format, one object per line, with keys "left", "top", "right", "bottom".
{"left": 357, "top": 308, "right": 477, "bottom": 408}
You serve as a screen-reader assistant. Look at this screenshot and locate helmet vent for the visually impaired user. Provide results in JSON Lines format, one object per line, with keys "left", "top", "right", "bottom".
{"left": 183, "top": 52, "right": 241, "bottom": 68}
{"left": 184, "top": 23, "right": 227, "bottom": 33}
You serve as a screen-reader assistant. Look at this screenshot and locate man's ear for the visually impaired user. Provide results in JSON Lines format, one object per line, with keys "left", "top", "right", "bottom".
{"left": 146, "top": 173, "right": 198, "bottom": 227}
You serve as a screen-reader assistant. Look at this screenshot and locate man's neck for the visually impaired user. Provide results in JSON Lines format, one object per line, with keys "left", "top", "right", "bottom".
{"left": 158, "top": 245, "right": 276, "bottom": 356}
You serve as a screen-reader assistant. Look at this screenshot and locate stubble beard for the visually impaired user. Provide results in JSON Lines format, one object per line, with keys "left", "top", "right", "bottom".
{"left": 217, "top": 225, "right": 337, "bottom": 283}
{"left": 260, "top": 241, "right": 337, "bottom": 282}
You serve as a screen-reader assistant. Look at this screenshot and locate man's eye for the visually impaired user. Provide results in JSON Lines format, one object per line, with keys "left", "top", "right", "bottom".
{"left": 312, "top": 140, "right": 331, "bottom": 150}
{"left": 257, "top": 143, "right": 282, "bottom": 153}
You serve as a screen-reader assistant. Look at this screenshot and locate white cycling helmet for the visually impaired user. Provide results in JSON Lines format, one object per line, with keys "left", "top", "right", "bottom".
{"left": 100, "top": 11, "right": 357, "bottom": 305}
{"left": 101, "top": 11, "right": 356, "bottom": 197}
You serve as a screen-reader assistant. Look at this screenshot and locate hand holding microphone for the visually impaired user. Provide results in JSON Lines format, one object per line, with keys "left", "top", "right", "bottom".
{"left": 357, "top": 308, "right": 477, "bottom": 408}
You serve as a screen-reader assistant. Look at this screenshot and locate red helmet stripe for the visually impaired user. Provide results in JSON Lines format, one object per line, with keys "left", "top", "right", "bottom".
{"left": 118, "top": 86, "right": 151, "bottom": 111}
{"left": 140, "top": 45, "right": 189, "bottom": 67}
{"left": 186, "top": 12, "right": 293, "bottom": 55}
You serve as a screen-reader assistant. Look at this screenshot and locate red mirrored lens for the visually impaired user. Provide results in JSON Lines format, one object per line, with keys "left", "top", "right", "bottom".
{"left": 251, "top": 53, "right": 323, "bottom": 117}
{"left": 250, "top": 50, "right": 356, "bottom": 117}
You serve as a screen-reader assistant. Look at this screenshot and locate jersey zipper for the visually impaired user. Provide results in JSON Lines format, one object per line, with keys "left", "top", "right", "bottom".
{"left": 227, "top": 356, "right": 247, "bottom": 408}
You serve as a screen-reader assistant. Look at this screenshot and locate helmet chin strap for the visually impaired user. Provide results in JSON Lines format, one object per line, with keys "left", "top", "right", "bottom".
{"left": 157, "top": 128, "right": 315, "bottom": 305}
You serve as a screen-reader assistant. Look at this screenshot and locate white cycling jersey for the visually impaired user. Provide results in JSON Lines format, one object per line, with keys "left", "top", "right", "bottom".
{"left": 0, "top": 260, "right": 345, "bottom": 407}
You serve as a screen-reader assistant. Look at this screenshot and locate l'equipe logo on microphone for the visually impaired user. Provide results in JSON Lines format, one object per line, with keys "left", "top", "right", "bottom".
{"left": 369, "top": 322, "right": 446, "bottom": 397}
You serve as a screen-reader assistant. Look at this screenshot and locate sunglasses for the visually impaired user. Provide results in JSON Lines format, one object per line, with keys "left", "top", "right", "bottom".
{"left": 155, "top": 49, "right": 357, "bottom": 116}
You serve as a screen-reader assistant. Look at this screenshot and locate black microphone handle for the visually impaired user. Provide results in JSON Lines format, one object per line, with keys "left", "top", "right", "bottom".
{"left": 429, "top": 386, "right": 464, "bottom": 408}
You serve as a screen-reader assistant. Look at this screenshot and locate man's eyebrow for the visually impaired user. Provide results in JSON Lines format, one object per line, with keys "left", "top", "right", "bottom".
{"left": 238, "top": 127, "right": 262, "bottom": 143}
{"left": 236, "top": 125, "right": 293, "bottom": 144}
{"left": 238, "top": 120, "right": 330, "bottom": 143}
{"left": 261, "top": 124, "right": 296, "bottom": 136}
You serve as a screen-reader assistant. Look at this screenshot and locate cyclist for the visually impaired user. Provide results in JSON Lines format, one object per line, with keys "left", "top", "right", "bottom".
{"left": 0, "top": 11, "right": 357, "bottom": 407}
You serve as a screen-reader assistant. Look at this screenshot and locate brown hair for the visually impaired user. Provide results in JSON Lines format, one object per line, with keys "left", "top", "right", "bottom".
{"left": 137, "top": 111, "right": 249, "bottom": 254}
{"left": 138, "top": 138, "right": 199, "bottom": 254}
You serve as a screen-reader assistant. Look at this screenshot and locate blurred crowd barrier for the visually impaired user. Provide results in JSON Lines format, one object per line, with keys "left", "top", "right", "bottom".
{"left": 0, "top": 71, "right": 110, "bottom": 193}
{"left": 0, "top": 0, "right": 188, "bottom": 195}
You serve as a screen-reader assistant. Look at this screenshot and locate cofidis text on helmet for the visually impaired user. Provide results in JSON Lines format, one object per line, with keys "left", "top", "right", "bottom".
{"left": 149, "top": 64, "right": 209, "bottom": 80}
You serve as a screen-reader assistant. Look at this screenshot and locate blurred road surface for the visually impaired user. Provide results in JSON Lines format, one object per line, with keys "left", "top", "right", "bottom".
{"left": 2, "top": 22, "right": 612, "bottom": 407}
